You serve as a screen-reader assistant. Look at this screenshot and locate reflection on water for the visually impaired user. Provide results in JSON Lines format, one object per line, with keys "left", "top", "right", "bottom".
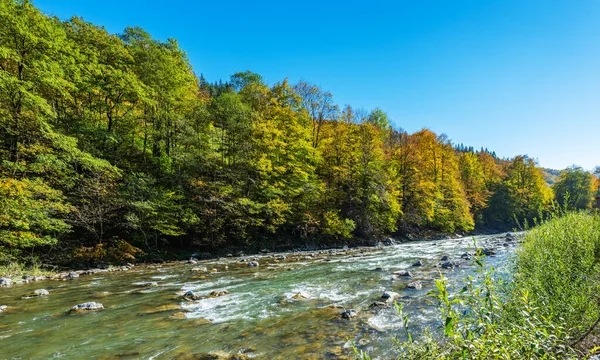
{"left": 0, "top": 235, "right": 515, "bottom": 359}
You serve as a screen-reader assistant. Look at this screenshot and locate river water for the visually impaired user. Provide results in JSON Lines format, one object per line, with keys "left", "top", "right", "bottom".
{"left": 0, "top": 234, "right": 516, "bottom": 359}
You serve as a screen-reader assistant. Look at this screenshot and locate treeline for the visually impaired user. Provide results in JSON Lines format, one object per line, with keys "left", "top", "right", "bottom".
{"left": 0, "top": 1, "right": 598, "bottom": 263}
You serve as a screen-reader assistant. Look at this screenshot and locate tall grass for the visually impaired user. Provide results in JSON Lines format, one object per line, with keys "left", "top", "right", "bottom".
{"left": 514, "top": 212, "right": 600, "bottom": 334}
{"left": 357, "top": 212, "right": 600, "bottom": 359}
{"left": 0, "top": 261, "right": 53, "bottom": 278}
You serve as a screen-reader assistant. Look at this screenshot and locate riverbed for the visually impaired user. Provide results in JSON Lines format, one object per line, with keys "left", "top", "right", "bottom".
{"left": 0, "top": 234, "right": 517, "bottom": 359}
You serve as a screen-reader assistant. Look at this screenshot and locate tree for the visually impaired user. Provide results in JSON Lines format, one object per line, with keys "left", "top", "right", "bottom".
{"left": 0, "top": 178, "right": 72, "bottom": 260}
{"left": 293, "top": 81, "right": 338, "bottom": 148}
{"left": 553, "top": 166, "right": 596, "bottom": 210}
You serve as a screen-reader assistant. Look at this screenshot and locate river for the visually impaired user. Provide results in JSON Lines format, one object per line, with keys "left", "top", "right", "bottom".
{"left": 0, "top": 234, "right": 517, "bottom": 359}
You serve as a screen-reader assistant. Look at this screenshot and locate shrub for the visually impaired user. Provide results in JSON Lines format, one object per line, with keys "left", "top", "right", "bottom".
{"left": 358, "top": 213, "right": 600, "bottom": 359}
{"left": 513, "top": 212, "right": 600, "bottom": 338}
{"left": 73, "top": 239, "right": 143, "bottom": 264}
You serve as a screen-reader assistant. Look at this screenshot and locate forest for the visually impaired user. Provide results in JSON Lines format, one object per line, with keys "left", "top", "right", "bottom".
{"left": 1, "top": 0, "right": 599, "bottom": 266}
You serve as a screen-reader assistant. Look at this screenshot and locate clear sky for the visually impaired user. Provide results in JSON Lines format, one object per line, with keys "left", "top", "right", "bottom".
{"left": 35, "top": 0, "right": 600, "bottom": 170}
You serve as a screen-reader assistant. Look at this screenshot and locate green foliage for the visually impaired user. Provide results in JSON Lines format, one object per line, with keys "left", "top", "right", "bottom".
{"left": 553, "top": 166, "right": 596, "bottom": 210}
{"left": 322, "top": 210, "right": 355, "bottom": 239}
{"left": 0, "top": 0, "right": 568, "bottom": 263}
{"left": 72, "top": 239, "right": 143, "bottom": 264}
{"left": 0, "top": 177, "right": 72, "bottom": 257}
{"left": 515, "top": 212, "right": 600, "bottom": 332}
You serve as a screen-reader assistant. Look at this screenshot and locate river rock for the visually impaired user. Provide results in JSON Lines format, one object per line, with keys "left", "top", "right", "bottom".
{"left": 187, "top": 258, "right": 199, "bottom": 265}
{"left": 183, "top": 291, "right": 202, "bottom": 301}
{"left": 460, "top": 252, "right": 472, "bottom": 260}
{"left": 373, "top": 267, "right": 384, "bottom": 272}
{"left": 29, "top": 289, "right": 50, "bottom": 297}
{"left": 290, "top": 291, "right": 311, "bottom": 300}
{"left": 208, "top": 290, "right": 229, "bottom": 298}
{"left": 382, "top": 290, "right": 400, "bottom": 304}
{"left": 191, "top": 267, "right": 208, "bottom": 273}
{"left": 411, "top": 260, "right": 423, "bottom": 267}
{"left": 169, "top": 312, "right": 188, "bottom": 320}
{"left": 441, "top": 261, "right": 459, "bottom": 269}
{"left": 0, "top": 278, "right": 12, "bottom": 287}
{"left": 368, "top": 301, "right": 387, "bottom": 308}
{"left": 407, "top": 281, "right": 422, "bottom": 290}
{"left": 0, "top": 305, "right": 8, "bottom": 312}
{"left": 248, "top": 261, "right": 259, "bottom": 267}
{"left": 22, "top": 275, "right": 35, "bottom": 283}
{"left": 382, "top": 238, "right": 397, "bottom": 246}
{"left": 393, "top": 270, "right": 412, "bottom": 277}
{"left": 341, "top": 309, "right": 358, "bottom": 320}
{"left": 440, "top": 255, "right": 450, "bottom": 261}
{"left": 66, "top": 272, "right": 79, "bottom": 279}
{"left": 70, "top": 302, "right": 104, "bottom": 312}
{"left": 479, "top": 248, "right": 497, "bottom": 256}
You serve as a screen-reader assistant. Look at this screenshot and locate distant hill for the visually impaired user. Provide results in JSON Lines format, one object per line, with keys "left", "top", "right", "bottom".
{"left": 542, "top": 168, "right": 561, "bottom": 185}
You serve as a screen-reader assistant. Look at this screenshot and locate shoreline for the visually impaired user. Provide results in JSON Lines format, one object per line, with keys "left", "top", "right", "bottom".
{"left": 0, "top": 231, "right": 520, "bottom": 287}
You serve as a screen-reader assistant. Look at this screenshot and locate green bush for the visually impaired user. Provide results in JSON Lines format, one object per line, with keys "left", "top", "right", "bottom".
{"left": 515, "top": 212, "right": 600, "bottom": 335}
{"left": 359, "top": 213, "right": 600, "bottom": 359}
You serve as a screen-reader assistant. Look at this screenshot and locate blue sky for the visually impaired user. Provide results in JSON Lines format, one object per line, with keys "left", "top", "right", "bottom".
{"left": 35, "top": 0, "right": 600, "bottom": 170}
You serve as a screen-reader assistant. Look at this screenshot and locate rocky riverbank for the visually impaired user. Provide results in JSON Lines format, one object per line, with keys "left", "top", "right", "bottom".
{"left": 0, "top": 232, "right": 522, "bottom": 359}
{"left": 0, "top": 232, "right": 522, "bottom": 288}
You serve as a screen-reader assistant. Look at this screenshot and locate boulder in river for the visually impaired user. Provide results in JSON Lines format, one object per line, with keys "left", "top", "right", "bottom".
{"left": 382, "top": 238, "right": 397, "bottom": 246}
{"left": 191, "top": 267, "right": 208, "bottom": 273}
{"left": 382, "top": 290, "right": 400, "bottom": 304}
{"left": 341, "top": 309, "right": 358, "bottom": 320}
{"left": 290, "top": 291, "right": 311, "bottom": 300}
{"left": 392, "top": 270, "right": 412, "bottom": 277}
{"left": 368, "top": 301, "right": 388, "bottom": 309}
{"left": 440, "top": 255, "right": 450, "bottom": 261}
{"left": 411, "top": 260, "right": 423, "bottom": 267}
{"left": 169, "top": 312, "right": 188, "bottom": 320}
{"left": 27, "top": 289, "right": 50, "bottom": 297}
{"left": 407, "top": 281, "right": 422, "bottom": 290}
{"left": 248, "top": 261, "right": 259, "bottom": 267}
{"left": 66, "top": 272, "right": 79, "bottom": 279}
{"left": 460, "top": 252, "right": 472, "bottom": 260}
{"left": 182, "top": 291, "right": 202, "bottom": 301}
{"left": 70, "top": 302, "right": 104, "bottom": 313}
{"left": 441, "top": 261, "right": 459, "bottom": 269}
{"left": 0, "top": 278, "right": 12, "bottom": 287}
{"left": 208, "top": 290, "right": 229, "bottom": 298}
{"left": 0, "top": 305, "right": 8, "bottom": 312}
{"left": 187, "top": 258, "right": 199, "bottom": 265}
